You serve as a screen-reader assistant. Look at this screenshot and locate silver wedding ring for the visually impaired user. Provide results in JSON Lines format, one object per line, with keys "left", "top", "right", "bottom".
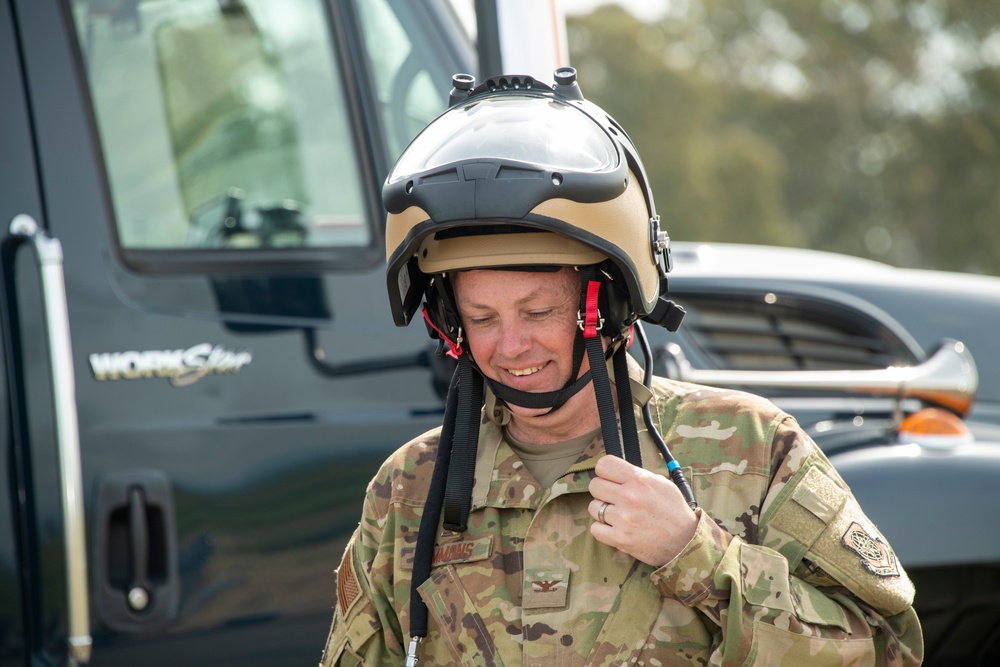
{"left": 597, "top": 501, "right": 610, "bottom": 525}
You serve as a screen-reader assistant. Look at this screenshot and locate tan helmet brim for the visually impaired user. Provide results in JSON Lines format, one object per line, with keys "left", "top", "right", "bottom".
{"left": 417, "top": 232, "right": 606, "bottom": 273}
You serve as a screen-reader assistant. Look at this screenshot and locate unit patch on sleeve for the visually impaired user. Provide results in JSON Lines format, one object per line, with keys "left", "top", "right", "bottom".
{"left": 841, "top": 521, "right": 900, "bottom": 577}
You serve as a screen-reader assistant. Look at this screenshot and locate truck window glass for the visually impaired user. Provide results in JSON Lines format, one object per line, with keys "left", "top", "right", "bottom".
{"left": 71, "top": 0, "right": 369, "bottom": 252}
{"left": 353, "top": 0, "right": 452, "bottom": 160}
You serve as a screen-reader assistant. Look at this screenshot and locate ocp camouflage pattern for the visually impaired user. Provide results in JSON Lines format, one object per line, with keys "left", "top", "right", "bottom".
{"left": 320, "top": 367, "right": 923, "bottom": 666}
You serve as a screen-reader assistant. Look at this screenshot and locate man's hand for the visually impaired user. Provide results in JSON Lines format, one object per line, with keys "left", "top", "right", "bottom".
{"left": 588, "top": 454, "right": 698, "bottom": 567}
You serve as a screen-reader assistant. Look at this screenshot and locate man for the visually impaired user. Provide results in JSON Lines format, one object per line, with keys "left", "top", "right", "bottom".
{"left": 320, "top": 69, "right": 923, "bottom": 666}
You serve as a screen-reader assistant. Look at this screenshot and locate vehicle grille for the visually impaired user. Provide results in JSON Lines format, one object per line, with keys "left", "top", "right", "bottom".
{"left": 672, "top": 292, "right": 920, "bottom": 371}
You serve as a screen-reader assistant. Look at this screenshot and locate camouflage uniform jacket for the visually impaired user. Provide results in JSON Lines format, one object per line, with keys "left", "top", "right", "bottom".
{"left": 321, "top": 369, "right": 923, "bottom": 666}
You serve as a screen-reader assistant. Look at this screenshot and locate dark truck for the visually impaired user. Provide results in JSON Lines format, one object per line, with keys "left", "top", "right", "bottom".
{"left": 2, "top": 2, "right": 998, "bottom": 666}
{"left": 655, "top": 242, "right": 1000, "bottom": 666}
{"left": 1, "top": 1, "right": 492, "bottom": 664}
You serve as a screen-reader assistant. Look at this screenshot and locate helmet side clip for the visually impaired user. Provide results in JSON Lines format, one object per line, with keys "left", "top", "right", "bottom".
{"left": 650, "top": 215, "right": 674, "bottom": 277}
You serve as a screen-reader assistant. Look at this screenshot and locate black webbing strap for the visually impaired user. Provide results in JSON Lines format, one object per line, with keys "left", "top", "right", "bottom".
{"left": 485, "top": 370, "right": 592, "bottom": 410}
{"left": 613, "top": 344, "right": 643, "bottom": 467}
{"left": 569, "top": 325, "right": 586, "bottom": 390}
{"left": 443, "top": 353, "right": 483, "bottom": 531}
{"left": 409, "top": 362, "right": 461, "bottom": 640}
{"left": 580, "top": 267, "right": 622, "bottom": 459}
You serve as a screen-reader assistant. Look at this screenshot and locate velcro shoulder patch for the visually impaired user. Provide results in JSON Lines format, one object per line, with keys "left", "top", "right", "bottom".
{"left": 337, "top": 550, "right": 362, "bottom": 617}
{"left": 770, "top": 466, "right": 914, "bottom": 616}
{"left": 325, "top": 540, "right": 380, "bottom": 667}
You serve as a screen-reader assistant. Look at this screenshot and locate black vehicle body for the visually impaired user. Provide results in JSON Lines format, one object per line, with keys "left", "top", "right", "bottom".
{"left": 2, "top": 1, "right": 476, "bottom": 665}
{"left": 658, "top": 243, "right": 1000, "bottom": 666}
{"left": 1, "top": 2, "right": 996, "bottom": 667}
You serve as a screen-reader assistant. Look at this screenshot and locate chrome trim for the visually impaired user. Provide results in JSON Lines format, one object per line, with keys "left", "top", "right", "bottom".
{"left": 666, "top": 338, "right": 978, "bottom": 417}
{"left": 9, "top": 215, "right": 92, "bottom": 665}
{"left": 405, "top": 636, "right": 421, "bottom": 667}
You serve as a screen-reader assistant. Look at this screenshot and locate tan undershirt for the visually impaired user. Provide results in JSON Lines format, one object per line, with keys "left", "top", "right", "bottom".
{"left": 504, "top": 427, "right": 600, "bottom": 489}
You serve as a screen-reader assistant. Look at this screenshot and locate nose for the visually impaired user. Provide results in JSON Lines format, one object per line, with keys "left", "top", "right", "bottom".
{"left": 495, "top": 317, "right": 531, "bottom": 359}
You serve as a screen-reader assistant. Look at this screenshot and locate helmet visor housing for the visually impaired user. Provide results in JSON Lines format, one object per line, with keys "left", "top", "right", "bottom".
{"left": 388, "top": 96, "right": 620, "bottom": 184}
{"left": 384, "top": 74, "right": 669, "bottom": 329}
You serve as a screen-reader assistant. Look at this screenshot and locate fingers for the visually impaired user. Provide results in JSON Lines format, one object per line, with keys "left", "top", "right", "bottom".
{"left": 589, "top": 455, "right": 640, "bottom": 506}
{"left": 589, "top": 498, "right": 614, "bottom": 526}
{"left": 587, "top": 455, "right": 699, "bottom": 567}
{"left": 588, "top": 456, "right": 651, "bottom": 532}
{"left": 593, "top": 453, "right": 637, "bottom": 484}
{"left": 590, "top": 455, "right": 658, "bottom": 509}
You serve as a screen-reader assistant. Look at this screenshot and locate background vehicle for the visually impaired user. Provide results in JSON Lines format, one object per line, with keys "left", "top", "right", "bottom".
{"left": 655, "top": 242, "right": 1000, "bottom": 666}
{"left": 0, "top": 2, "right": 995, "bottom": 667}
{"left": 1, "top": 1, "right": 533, "bottom": 664}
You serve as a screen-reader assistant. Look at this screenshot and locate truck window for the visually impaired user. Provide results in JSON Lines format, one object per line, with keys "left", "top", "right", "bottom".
{"left": 353, "top": 0, "right": 454, "bottom": 161}
{"left": 70, "top": 0, "right": 379, "bottom": 259}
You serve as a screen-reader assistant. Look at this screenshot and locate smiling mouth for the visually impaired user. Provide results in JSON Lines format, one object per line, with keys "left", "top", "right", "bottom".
{"left": 505, "top": 364, "right": 544, "bottom": 377}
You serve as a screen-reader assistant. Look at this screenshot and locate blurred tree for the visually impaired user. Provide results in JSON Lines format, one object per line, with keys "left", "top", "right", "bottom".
{"left": 567, "top": 0, "right": 1000, "bottom": 275}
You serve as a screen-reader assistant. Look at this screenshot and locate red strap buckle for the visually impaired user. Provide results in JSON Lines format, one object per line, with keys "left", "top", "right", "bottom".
{"left": 421, "top": 307, "right": 463, "bottom": 359}
{"left": 579, "top": 280, "right": 603, "bottom": 338}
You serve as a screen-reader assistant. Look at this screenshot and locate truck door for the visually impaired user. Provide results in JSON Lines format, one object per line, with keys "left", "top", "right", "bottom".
{"left": 2, "top": 0, "right": 472, "bottom": 664}
{"left": 0, "top": 1, "right": 47, "bottom": 664}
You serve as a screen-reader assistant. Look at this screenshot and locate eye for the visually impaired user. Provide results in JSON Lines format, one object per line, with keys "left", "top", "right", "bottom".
{"left": 467, "top": 315, "right": 495, "bottom": 327}
{"left": 527, "top": 309, "right": 553, "bottom": 320}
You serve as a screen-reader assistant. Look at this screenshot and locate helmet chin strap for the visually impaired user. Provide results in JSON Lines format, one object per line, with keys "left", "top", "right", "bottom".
{"left": 483, "top": 330, "right": 591, "bottom": 413}
{"left": 485, "top": 370, "right": 592, "bottom": 412}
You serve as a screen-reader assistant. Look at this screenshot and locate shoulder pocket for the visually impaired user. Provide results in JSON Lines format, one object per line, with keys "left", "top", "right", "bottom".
{"left": 769, "top": 466, "right": 914, "bottom": 616}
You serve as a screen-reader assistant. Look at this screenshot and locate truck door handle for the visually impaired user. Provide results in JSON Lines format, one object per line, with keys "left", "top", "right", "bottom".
{"left": 95, "top": 469, "right": 179, "bottom": 632}
{"left": 127, "top": 487, "right": 152, "bottom": 611}
{"left": 7, "top": 215, "right": 92, "bottom": 665}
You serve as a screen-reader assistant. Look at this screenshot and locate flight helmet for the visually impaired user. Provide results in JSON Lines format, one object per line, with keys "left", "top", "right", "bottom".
{"left": 384, "top": 68, "right": 681, "bottom": 343}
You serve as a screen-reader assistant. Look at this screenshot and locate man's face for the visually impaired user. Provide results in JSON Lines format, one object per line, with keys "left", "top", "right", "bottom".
{"left": 453, "top": 267, "right": 584, "bottom": 401}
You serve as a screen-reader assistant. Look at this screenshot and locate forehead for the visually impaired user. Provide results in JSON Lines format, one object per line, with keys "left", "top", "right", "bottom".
{"left": 453, "top": 268, "right": 580, "bottom": 307}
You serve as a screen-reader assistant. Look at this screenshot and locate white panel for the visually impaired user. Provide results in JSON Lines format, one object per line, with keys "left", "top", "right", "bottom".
{"left": 494, "top": 0, "right": 568, "bottom": 82}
